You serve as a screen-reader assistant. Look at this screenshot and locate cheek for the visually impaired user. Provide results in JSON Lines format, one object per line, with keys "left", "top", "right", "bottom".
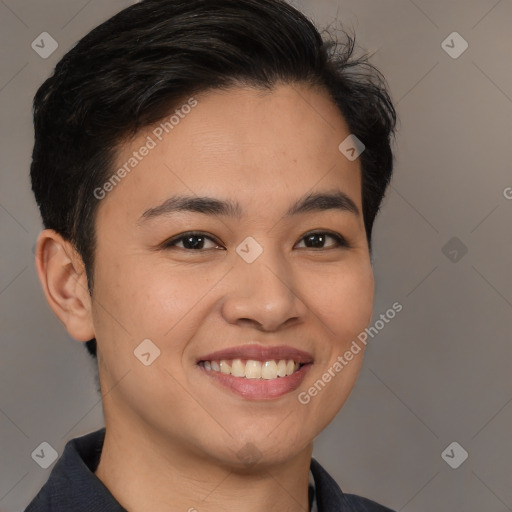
{"left": 307, "top": 260, "right": 374, "bottom": 342}
{"left": 92, "top": 254, "right": 222, "bottom": 344}
{"left": 296, "top": 262, "right": 373, "bottom": 435}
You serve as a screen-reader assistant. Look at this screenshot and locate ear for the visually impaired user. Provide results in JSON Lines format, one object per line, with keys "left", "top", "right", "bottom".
{"left": 34, "top": 229, "right": 95, "bottom": 342}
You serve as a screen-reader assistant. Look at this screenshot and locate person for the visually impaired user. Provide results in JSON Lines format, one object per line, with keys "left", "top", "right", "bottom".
{"left": 26, "top": 0, "right": 397, "bottom": 510}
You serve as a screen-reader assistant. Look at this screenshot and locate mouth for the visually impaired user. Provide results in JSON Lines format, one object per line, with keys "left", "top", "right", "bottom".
{"left": 199, "top": 358, "right": 304, "bottom": 379}
{"left": 196, "top": 345, "right": 313, "bottom": 400}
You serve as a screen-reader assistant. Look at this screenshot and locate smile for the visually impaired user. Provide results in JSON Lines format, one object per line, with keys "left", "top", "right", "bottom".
{"left": 199, "top": 359, "right": 302, "bottom": 379}
{"left": 196, "top": 344, "right": 314, "bottom": 399}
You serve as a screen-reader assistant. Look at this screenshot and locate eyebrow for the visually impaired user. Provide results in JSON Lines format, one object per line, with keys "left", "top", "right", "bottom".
{"left": 139, "top": 189, "right": 360, "bottom": 223}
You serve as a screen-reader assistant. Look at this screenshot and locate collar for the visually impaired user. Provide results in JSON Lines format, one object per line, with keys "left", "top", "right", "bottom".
{"left": 308, "top": 467, "right": 318, "bottom": 512}
{"left": 25, "top": 428, "right": 392, "bottom": 512}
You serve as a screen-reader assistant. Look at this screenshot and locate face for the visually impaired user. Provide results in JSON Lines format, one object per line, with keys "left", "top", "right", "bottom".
{"left": 89, "top": 83, "right": 374, "bottom": 468}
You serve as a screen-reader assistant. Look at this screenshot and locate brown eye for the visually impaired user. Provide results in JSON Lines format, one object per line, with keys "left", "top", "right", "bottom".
{"left": 296, "top": 231, "right": 349, "bottom": 250}
{"left": 162, "top": 232, "right": 222, "bottom": 251}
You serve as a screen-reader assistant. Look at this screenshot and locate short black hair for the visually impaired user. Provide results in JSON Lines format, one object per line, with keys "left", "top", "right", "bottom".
{"left": 30, "top": 0, "right": 397, "bottom": 362}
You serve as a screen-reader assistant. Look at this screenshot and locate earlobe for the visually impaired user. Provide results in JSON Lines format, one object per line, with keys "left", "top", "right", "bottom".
{"left": 34, "top": 229, "right": 95, "bottom": 342}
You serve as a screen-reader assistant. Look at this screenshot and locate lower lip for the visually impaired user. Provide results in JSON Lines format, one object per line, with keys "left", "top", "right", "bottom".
{"left": 198, "top": 363, "right": 313, "bottom": 400}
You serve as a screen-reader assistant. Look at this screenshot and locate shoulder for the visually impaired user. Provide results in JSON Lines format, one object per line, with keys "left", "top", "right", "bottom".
{"left": 24, "top": 429, "right": 109, "bottom": 512}
{"left": 344, "top": 493, "right": 396, "bottom": 512}
{"left": 24, "top": 479, "right": 55, "bottom": 511}
{"left": 310, "top": 457, "right": 396, "bottom": 512}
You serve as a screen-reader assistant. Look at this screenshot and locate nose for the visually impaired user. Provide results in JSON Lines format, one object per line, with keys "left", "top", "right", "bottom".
{"left": 220, "top": 251, "right": 309, "bottom": 332}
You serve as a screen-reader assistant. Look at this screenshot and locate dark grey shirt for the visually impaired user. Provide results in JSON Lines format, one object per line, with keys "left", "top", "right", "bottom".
{"left": 25, "top": 428, "right": 395, "bottom": 512}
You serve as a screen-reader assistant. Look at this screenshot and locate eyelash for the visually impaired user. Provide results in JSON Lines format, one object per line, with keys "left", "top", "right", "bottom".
{"left": 161, "top": 230, "right": 350, "bottom": 251}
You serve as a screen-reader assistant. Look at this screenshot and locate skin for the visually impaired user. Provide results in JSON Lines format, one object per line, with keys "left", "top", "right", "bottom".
{"left": 35, "top": 83, "right": 374, "bottom": 512}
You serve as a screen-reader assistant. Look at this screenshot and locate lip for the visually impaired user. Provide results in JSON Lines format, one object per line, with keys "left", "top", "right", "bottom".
{"left": 198, "top": 362, "right": 313, "bottom": 400}
{"left": 197, "top": 344, "right": 314, "bottom": 364}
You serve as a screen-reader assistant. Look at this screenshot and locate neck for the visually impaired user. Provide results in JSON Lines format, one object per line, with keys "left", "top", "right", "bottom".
{"left": 94, "top": 421, "right": 314, "bottom": 512}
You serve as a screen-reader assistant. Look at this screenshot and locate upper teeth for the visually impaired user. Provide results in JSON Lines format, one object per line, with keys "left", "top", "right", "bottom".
{"left": 202, "top": 359, "right": 300, "bottom": 379}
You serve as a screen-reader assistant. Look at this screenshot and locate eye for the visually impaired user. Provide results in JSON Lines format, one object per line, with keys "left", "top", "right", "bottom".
{"left": 161, "top": 230, "right": 350, "bottom": 252}
{"left": 295, "top": 231, "right": 349, "bottom": 250}
{"left": 161, "top": 232, "right": 223, "bottom": 251}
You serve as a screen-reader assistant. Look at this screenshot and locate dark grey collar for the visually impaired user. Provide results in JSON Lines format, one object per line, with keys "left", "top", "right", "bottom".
{"left": 25, "top": 428, "right": 394, "bottom": 512}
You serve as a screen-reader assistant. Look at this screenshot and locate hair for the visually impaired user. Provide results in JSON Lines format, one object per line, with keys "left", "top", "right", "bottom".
{"left": 30, "top": 0, "right": 397, "bottom": 364}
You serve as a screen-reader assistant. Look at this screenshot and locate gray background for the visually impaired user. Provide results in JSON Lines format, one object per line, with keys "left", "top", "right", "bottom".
{"left": 1, "top": 0, "right": 511, "bottom": 510}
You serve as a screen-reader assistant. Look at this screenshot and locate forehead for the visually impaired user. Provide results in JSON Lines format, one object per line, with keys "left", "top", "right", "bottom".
{"left": 97, "top": 83, "right": 362, "bottom": 222}
{"left": 169, "top": 84, "right": 350, "bottom": 162}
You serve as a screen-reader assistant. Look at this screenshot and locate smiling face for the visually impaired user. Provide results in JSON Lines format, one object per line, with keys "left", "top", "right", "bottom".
{"left": 89, "top": 83, "right": 374, "bottom": 468}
